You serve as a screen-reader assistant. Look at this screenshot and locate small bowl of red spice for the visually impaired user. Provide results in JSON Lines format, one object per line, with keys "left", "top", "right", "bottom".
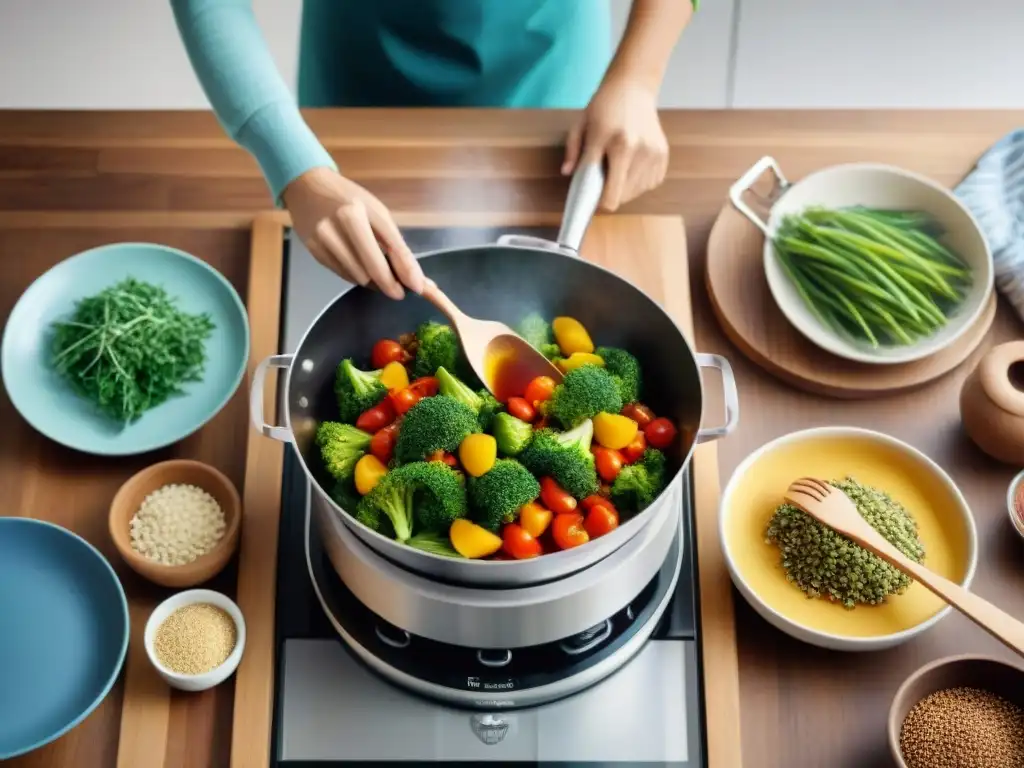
{"left": 1006, "top": 469, "right": 1024, "bottom": 539}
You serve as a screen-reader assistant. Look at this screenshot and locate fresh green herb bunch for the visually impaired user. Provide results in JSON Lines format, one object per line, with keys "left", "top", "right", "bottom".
{"left": 765, "top": 476, "right": 926, "bottom": 609}
{"left": 50, "top": 278, "right": 215, "bottom": 424}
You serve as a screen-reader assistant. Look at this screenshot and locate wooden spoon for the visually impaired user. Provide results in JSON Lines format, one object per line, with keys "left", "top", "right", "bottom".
{"left": 420, "top": 278, "right": 563, "bottom": 402}
{"left": 785, "top": 477, "right": 1024, "bottom": 658}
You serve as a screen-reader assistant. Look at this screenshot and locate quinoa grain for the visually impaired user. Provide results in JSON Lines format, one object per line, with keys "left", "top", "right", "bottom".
{"left": 129, "top": 483, "right": 225, "bottom": 566}
{"left": 154, "top": 603, "right": 237, "bottom": 676}
{"left": 900, "top": 686, "right": 1024, "bottom": 768}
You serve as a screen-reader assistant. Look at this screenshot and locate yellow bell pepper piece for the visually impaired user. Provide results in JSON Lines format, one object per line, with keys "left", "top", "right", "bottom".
{"left": 553, "top": 316, "right": 595, "bottom": 355}
{"left": 593, "top": 412, "right": 639, "bottom": 450}
{"left": 354, "top": 454, "right": 388, "bottom": 495}
{"left": 556, "top": 352, "right": 605, "bottom": 373}
{"left": 380, "top": 361, "right": 409, "bottom": 391}
{"left": 459, "top": 433, "right": 497, "bottom": 478}
{"left": 449, "top": 519, "right": 503, "bottom": 559}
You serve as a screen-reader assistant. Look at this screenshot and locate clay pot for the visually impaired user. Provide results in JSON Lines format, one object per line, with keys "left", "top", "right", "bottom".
{"left": 960, "top": 341, "right": 1024, "bottom": 465}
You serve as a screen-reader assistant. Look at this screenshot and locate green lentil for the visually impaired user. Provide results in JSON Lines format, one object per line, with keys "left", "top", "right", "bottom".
{"left": 764, "top": 476, "right": 925, "bottom": 609}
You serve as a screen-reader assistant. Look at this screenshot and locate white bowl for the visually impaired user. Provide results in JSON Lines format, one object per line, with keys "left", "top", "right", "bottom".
{"left": 144, "top": 589, "right": 246, "bottom": 692}
{"left": 731, "top": 158, "right": 994, "bottom": 365}
{"left": 719, "top": 426, "right": 978, "bottom": 651}
{"left": 1006, "top": 469, "right": 1024, "bottom": 540}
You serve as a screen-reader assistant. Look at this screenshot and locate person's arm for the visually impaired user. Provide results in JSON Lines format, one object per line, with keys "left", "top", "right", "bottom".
{"left": 170, "top": 0, "right": 336, "bottom": 203}
{"left": 563, "top": 0, "right": 694, "bottom": 211}
{"left": 605, "top": 0, "right": 695, "bottom": 96}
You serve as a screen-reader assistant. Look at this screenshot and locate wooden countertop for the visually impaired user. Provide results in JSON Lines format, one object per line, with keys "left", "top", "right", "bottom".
{"left": 2, "top": 109, "right": 1024, "bottom": 768}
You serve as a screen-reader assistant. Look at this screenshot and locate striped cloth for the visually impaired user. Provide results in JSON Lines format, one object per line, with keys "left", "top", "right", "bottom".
{"left": 956, "top": 129, "right": 1024, "bottom": 321}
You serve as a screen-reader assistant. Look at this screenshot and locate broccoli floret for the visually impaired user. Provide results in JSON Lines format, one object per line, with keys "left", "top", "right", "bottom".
{"left": 394, "top": 394, "right": 480, "bottom": 464}
{"left": 398, "top": 461, "right": 468, "bottom": 533}
{"left": 517, "top": 313, "right": 553, "bottom": 349}
{"left": 412, "top": 320, "right": 465, "bottom": 379}
{"left": 611, "top": 449, "right": 667, "bottom": 514}
{"left": 519, "top": 419, "right": 599, "bottom": 499}
{"left": 491, "top": 412, "right": 534, "bottom": 456}
{"left": 476, "top": 389, "right": 503, "bottom": 430}
{"left": 540, "top": 343, "right": 562, "bottom": 361}
{"left": 468, "top": 459, "right": 540, "bottom": 531}
{"left": 330, "top": 479, "right": 364, "bottom": 515}
{"left": 316, "top": 421, "right": 372, "bottom": 482}
{"left": 355, "top": 471, "right": 416, "bottom": 542}
{"left": 596, "top": 346, "right": 642, "bottom": 404}
{"left": 334, "top": 358, "right": 387, "bottom": 424}
{"left": 547, "top": 365, "right": 623, "bottom": 428}
{"left": 437, "top": 366, "right": 483, "bottom": 410}
{"left": 435, "top": 366, "right": 503, "bottom": 430}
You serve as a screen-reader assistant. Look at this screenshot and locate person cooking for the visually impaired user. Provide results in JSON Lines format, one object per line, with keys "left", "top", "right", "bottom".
{"left": 172, "top": 0, "right": 695, "bottom": 300}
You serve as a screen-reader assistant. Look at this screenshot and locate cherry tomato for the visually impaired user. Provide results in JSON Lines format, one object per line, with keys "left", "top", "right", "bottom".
{"left": 621, "top": 403, "right": 655, "bottom": 429}
{"left": 356, "top": 399, "right": 396, "bottom": 433}
{"left": 369, "top": 420, "right": 400, "bottom": 463}
{"left": 389, "top": 387, "right": 421, "bottom": 416}
{"left": 524, "top": 376, "right": 556, "bottom": 405}
{"left": 644, "top": 417, "right": 678, "bottom": 450}
{"left": 581, "top": 495, "right": 616, "bottom": 512}
{"left": 409, "top": 376, "right": 439, "bottom": 399}
{"left": 535, "top": 415, "right": 551, "bottom": 431}
{"left": 502, "top": 524, "right": 543, "bottom": 559}
{"left": 519, "top": 501, "right": 553, "bottom": 539}
{"left": 584, "top": 504, "right": 619, "bottom": 539}
{"left": 427, "top": 450, "right": 459, "bottom": 468}
{"left": 551, "top": 513, "right": 590, "bottom": 550}
{"left": 371, "top": 339, "right": 409, "bottom": 369}
{"left": 594, "top": 447, "right": 624, "bottom": 483}
{"left": 507, "top": 397, "right": 536, "bottom": 423}
{"left": 540, "top": 476, "right": 576, "bottom": 514}
{"left": 621, "top": 431, "right": 647, "bottom": 464}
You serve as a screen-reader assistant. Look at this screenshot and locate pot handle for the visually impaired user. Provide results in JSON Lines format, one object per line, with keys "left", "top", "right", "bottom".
{"left": 728, "top": 155, "right": 789, "bottom": 237}
{"left": 495, "top": 161, "right": 605, "bottom": 256}
{"left": 694, "top": 353, "right": 740, "bottom": 444}
{"left": 250, "top": 353, "right": 294, "bottom": 442}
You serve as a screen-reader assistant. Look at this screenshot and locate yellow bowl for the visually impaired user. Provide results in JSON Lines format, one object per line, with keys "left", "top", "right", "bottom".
{"left": 720, "top": 427, "right": 977, "bottom": 651}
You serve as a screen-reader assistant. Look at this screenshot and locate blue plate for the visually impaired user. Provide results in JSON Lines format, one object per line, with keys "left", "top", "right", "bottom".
{"left": 0, "top": 518, "right": 129, "bottom": 759}
{"left": 1, "top": 243, "right": 249, "bottom": 455}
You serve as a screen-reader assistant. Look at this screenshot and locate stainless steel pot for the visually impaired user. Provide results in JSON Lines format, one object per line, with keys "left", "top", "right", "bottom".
{"left": 251, "top": 164, "right": 739, "bottom": 588}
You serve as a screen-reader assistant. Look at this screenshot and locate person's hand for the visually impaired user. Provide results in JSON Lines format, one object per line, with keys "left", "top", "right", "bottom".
{"left": 282, "top": 166, "right": 424, "bottom": 300}
{"left": 562, "top": 76, "right": 669, "bottom": 211}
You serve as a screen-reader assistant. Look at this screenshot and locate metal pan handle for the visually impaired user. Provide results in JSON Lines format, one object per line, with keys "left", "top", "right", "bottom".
{"left": 496, "top": 161, "right": 605, "bottom": 257}
{"left": 694, "top": 353, "right": 740, "bottom": 444}
{"left": 250, "top": 353, "right": 293, "bottom": 442}
{"left": 728, "top": 155, "right": 789, "bottom": 237}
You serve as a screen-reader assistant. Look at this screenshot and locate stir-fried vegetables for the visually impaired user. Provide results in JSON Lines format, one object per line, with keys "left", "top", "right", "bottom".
{"left": 314, "top": 315, "right": 679, "bottom": 561}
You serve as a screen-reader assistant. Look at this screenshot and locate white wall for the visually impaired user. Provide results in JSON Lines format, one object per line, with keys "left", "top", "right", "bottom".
{"left": 0, "top": 0, "right": 1021, "bottom": 110}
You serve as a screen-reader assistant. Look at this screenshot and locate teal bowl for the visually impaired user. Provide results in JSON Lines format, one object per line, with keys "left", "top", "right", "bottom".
{"left": 0, "top": 518, "right": 129, "bottom": 759}
{"left": 1, "top": 243, "right": 249, "bottom": 455}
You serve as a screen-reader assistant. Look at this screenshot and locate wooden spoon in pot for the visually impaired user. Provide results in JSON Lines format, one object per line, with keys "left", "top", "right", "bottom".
{"left": 784, "top": 477, "right": 1024, "bottom": 659}
{"left": 420, "top": 278, "right": 563, "bottom": 402}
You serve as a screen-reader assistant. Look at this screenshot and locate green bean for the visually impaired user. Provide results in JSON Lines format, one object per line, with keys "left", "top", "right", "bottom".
{"left": 770, "top": 205, "right": 973, "bottom": 350}
{"left": 835, "top": 209, "right": 970, "bottom": 276}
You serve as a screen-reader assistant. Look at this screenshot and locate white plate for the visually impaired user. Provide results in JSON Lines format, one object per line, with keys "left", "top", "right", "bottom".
{"left": 729, "top": 158, "right": 994, "bottom": 365}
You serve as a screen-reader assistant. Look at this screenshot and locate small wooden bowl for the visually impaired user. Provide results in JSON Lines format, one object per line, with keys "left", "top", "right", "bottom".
{"left": 888, "top": 654, "right": 1024, "bottom": 767}
{"left": 109, "top": 459, "right": 241, "bottom": 588}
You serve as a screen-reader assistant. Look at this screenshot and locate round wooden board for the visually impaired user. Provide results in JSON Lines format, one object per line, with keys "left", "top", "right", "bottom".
{"left": 706, "top": 202, "right": 998, "bottom": 399}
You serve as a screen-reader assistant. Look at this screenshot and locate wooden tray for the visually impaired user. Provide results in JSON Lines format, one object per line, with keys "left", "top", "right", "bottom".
{"left": 706, "top": 202, "right": 997, "bottom": 399}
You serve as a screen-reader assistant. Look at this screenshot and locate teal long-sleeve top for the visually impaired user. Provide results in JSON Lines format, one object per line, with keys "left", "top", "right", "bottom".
{"left": 171, "top": 0, "right": 686, "bottom": 202}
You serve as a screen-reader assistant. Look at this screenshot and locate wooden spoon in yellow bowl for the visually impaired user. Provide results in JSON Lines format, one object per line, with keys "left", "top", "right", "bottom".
{"left": 786, "top": 477, "right": 1024, "bottom": 659}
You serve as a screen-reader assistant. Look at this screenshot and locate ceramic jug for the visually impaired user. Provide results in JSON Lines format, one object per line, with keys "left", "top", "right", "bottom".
{"left": 960, "top": 341, "right": 1024, "bottom": 465}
